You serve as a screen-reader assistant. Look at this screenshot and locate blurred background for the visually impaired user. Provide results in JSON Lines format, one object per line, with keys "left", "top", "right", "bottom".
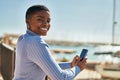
{"left": 0, "top": 0, "right": 120, "bottom": 80}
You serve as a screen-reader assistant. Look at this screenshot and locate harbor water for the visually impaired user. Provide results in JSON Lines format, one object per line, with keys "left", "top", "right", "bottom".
{"left": 49, "top": 44, "right": 120, "bottom": 63}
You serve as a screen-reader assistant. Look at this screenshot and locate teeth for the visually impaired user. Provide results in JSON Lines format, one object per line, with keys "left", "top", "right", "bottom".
{"left": 41, "top": 28, "right": 47, "bottom": 30}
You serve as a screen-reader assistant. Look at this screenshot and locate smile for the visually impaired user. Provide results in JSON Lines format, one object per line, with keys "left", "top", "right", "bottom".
{"left": 40, "top": 27, "right": 48, "bottom": 31}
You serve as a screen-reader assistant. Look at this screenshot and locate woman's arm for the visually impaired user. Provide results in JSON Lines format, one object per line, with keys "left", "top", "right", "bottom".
{"left": 58, "top": 62, "right": 71, "bottom": 69}
{"left": 27, "top": 39, "right": 80, "bottom": 80}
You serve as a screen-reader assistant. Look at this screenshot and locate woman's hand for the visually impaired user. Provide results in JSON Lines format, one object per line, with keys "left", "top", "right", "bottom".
{"left": 71, "top": 55, "right": 87, "bottom": 71}
{"left": 77, "top": 58, "right": 87, "bottom": 71}
{"left": 71, "top": 55, "right": 80, "bottom": 67}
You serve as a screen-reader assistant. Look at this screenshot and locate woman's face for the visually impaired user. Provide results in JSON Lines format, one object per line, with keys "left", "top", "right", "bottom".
{"left": 26, "top": 10, "right": 50, "bottom": 36}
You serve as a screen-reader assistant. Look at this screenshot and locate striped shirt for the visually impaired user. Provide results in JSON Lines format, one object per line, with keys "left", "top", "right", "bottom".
{"left": 13, "top": 29, "right": 80, "bottom": 80}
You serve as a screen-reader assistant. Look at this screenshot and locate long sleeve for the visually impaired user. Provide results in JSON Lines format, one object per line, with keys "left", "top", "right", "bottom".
{"left": 58, "top": 62, "right": 71, "bottom": 69}
{"left": 26, "top": 37, "right": 80, "bottom": 80}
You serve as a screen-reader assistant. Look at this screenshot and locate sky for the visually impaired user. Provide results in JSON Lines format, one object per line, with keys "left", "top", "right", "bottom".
{"left": 0, "top": 0, "right": 120, "bottom": 44}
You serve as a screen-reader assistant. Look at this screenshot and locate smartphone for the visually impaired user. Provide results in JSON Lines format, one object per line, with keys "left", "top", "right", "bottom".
{"left": 80, "top": 49, "right": 88, "bottom": 61}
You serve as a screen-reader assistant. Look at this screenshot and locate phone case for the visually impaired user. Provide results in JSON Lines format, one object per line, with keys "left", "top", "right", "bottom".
{"left": 80, "top": 49, "right": 88, "bottom": 61}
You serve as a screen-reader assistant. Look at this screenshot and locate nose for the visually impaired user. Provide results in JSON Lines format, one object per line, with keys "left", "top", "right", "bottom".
{"left": 42, "top": 21, "right": 49, "bottom": 26}
{"left": 42, "top": 21, "right": 47, "bottom": 24}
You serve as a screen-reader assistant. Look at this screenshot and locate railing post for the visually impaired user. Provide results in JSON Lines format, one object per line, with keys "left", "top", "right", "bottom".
{"left": 12, "top": 48, "right": 16, "bottom": 78}
{"left": 1, "top": 43, "right": 14, "bottom": 80}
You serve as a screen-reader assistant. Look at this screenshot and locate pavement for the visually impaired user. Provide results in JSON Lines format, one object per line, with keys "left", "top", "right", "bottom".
{"left": 74, "top": 69, "right": 101, "bottom": 80}
{"left": 0, "top": 69, "right": 101, "bottom": 80}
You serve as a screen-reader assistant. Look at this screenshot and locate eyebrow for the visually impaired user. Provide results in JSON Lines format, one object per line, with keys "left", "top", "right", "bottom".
{"left": 37, "top": 16, "right": 44, "bottom": 19}
{"left": 37, "top": 15, "right": 51, "bottom": 20}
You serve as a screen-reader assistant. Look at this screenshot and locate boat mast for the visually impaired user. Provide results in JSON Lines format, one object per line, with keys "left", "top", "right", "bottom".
{"left": 112, "top": 0, "right": 116, "bottom": 45}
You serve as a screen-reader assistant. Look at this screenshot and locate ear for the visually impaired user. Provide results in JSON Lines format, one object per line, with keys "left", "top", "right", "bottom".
{"left": 26, "top": 19, "right": 30, "bottom": 29}
{"left": 26, "top": 18, "right": 29, "bottom": 24}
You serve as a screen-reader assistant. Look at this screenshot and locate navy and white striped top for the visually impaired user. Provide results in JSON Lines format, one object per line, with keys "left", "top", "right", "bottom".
{"left": 14, "top": 29, "right": 80, "bottom": 80}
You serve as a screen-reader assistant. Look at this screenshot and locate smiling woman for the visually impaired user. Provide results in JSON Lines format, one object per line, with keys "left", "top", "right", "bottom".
{"left": 25, "top": 5, "right": 51, "bottom": 36}
{"left": 13, "top": 4, "right": 87, "bottom": 80}
{"left": 26, "top": 11, "right": 50, "bottom": 36}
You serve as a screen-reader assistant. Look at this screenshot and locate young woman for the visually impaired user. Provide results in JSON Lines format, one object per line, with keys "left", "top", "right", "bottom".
{"left": 14, "top": 5, "right": 87, "bottom": 80}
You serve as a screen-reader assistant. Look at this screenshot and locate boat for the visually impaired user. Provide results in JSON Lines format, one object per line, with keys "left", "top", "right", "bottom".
{"left": 50, "top": 49, "right": 76, "bottom": 54}
{"left": 95, "top": 63, "right": 120, "bottom": 79}
{"left": 95, "top": 46, "right": 120, "bottom": 79}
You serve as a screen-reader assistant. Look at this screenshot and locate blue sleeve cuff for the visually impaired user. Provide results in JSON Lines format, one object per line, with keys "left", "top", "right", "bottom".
{"left": 76, "top": 66, "right": 81, "bottom": 73}
{"left": 58, "top": 62, "right": 71, "bottom": 69}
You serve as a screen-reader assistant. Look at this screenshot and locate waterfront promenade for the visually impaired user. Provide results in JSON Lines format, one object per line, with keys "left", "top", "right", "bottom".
{"left": 0, "top": 61, "right": 102, "bottom": 80}
{"left": 75, "top": 69, "right": 101, "bottom": 80}
{"left": 0, "top": 69, "right": 101, "bottom": 80}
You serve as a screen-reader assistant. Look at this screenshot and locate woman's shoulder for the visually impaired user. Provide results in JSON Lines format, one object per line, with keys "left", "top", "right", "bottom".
{"left": 26, "top": 35, "right": 42, "bottom": 43}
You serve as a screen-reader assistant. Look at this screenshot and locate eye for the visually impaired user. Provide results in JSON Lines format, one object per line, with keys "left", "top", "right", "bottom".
{"left": 47, "top": 18, "right": 51, "bottom": 23}
{"left": 37, "top": 19, "right": 44, "bottom": 22}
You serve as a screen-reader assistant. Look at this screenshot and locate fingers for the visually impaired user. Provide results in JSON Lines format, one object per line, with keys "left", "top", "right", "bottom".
{"left": 71, "top": 55, "right": 87, "bottom": 69}
{"left": 75, "top": 56, "right": 87, "bottom": 64}
{"left": 82, "top": 58, "right": 87, "bottom": 62}
{"left": 71, "top": 55, "right": 79, "bottom": 67}
{"left": 77, "top": 58, "right": 87, "bottom": 71}
{"left": 81, "top": 58, "right": 87, "bottom": 65}
{"left": 74, "top": 55, "right": 80, "bottom": 63}
{"left": 75, "top": 55, "right": 79, "bottom": 60}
